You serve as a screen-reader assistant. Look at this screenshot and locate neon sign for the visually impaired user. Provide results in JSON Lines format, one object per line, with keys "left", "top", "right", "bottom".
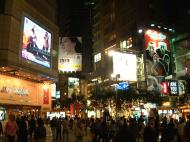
{"left": 145, "top": 30, "right": 167, "bottom": 41}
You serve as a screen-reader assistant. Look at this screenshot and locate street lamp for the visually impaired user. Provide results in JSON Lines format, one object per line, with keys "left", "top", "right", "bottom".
{"left": 111, "top": 73, "right": 120, "bottom": 120}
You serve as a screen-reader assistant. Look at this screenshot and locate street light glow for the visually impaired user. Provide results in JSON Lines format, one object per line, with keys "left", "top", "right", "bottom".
{"left": 108, "top": 50, "right": 115, "bottom": 56}
{"left": 138, "top": 29, "right": 143, "bottom": 33}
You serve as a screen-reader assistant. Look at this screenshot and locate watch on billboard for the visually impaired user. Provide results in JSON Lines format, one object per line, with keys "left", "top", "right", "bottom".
{"left": 21, "top": 16, "right": 52, "bottom": 68}
{"left": 58, "top": 37, "right": 82, "bottom": 72}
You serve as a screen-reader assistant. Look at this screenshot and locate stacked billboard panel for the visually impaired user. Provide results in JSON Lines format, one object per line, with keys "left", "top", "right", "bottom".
{"left": 144, "top": 29, "right": 171, "bottom": 92}
{"left": 58, "top": 37, "right": 82, "bottom": 72}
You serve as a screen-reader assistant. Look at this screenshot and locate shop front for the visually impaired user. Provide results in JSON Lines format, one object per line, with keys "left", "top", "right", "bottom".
{"left": 0, "top": 74, "right": 52, "bottom": 119}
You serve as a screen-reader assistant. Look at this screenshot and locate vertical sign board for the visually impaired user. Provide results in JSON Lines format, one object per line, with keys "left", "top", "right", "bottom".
{"left": 168, "top": 81, "right": 178, "bottom": 96}
{"left": 43, "top": 89, "right": 49, "bottom": 104}
{"left": 144, "top": 29, "right": 171, "bottom": 92}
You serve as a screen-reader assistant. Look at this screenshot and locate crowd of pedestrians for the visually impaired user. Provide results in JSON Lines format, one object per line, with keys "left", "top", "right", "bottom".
{"left": 1, "top": 113, "right": 190, "bottom": 142}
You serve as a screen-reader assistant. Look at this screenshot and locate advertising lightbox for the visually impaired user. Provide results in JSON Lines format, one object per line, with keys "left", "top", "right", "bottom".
{"left": 145, "top": 29, "right": 171, "bottom": 76}
{"left": 145, "top": 29, "right": 171, "bottom": 92}
{"left": 58, "top": 37, "right": 82, "bottom": 72}
{"left": 68, "top": 77, "right": 80, "bottom": 98}
{"left": 112, "top": 52, "right": 137, "bottom": 81}
{"left": 21, "top": 17, "right": 52, "bottom": 68}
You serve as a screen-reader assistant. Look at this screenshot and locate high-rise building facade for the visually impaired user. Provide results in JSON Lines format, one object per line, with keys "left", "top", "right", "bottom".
{"left": 57, "top": 0, "right": 94, "bottom": 102}
{"left": 91, "top": 0, "right": 190, "bottom": 95}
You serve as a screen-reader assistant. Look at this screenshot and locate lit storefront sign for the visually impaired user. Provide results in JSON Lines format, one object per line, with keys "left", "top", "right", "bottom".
{"left": 162, "top": 82, "right": 168, "bottom": 94}
{"left": 0, "top": 74, "right": 52, "bottom": 110}
{"left": 116, "top": 82, "right": 129, "bottom": 90}
{"left": 0, "top": 86, "right": 29, "bottom": 96}
{"left": 169, "top": 81, "right": 178, "bottom": 95}
{"left": 161, "top": 80, "right": 179, "bottom": 95}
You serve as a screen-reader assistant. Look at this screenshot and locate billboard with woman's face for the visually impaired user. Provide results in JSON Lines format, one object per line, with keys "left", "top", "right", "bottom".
{"left": 58, "top": 37, "right": 82, "bottom": 72}
{"left": 21, "top": 17, "right": 52, "bottom": 68}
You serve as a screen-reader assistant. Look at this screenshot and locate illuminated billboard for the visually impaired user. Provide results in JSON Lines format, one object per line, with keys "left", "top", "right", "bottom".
{"left": 145, "top": 29, "right": 171, "bottom": 76}
{"left": 58, "top": 37, "right": 82, "bottom": 72}
{"left": 21, "top": 17, "right": 52, "bottom": 68}
{"left": 68, "top": 77, "right": 80, "bottom": 98}
{"left": 145, "top": 29, "right": 171, "bottom": 92}
{"left": 112, "top": 52, "right": 137, "bottom": 81}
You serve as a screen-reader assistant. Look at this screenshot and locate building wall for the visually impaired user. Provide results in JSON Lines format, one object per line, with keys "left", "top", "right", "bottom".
{"left": 0, "top": 74, "right": 52, "bottom": 111}
{"left": 0, "top": 0, "right": 59, "bottom": 78}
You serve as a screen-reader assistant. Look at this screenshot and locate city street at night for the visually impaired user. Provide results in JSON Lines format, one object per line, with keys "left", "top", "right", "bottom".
{"left": 0, "top": 0, "right": 190, "bottom": 142}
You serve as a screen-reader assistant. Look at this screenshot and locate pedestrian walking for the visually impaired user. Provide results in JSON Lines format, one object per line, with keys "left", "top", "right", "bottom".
{"left": 74, "top": 119, "right": 84, "bottom": 142}
{"left": 33, "top": 118, "right": 46, "bottom": 142}
{"left": 5, "top": 113, "right": 18, "bottom": 142}
{"left": 17, "top": 116, "right": 28, "bottom": 142}
{"left": 50, "top": 117, "right": 56, "bottom": 140}
{"left": 56, "top": 118, "right": 62, "bottom": 140}
{"left": 62, "top": 117, "right": 69, "bottom": 142}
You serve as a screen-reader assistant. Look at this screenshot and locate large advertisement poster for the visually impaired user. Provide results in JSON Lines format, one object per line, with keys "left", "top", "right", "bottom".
{"left": 68, "top": 77, "right": 80, "bottom": 98}
{"left": 145, "top": 29, "right": 171, "bottom": 76}
{"left": 145, "top": 29, "right": 171, "bottom": 92}
{"left": 58, "top": 37, "right": 82, "bottom": 72}
{"left": 22, "top": 17, "right": 52, "bottom": 68}
{"left": 112, "top": 52, "right": 137, "bottom": 81}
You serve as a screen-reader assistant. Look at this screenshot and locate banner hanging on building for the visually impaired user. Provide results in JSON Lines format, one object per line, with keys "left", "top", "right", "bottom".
{"left": 43, "top": 89, "right": 49, "bottom": 104}
{"left": 58, "top": 37, "right": 82, "bottom": 72}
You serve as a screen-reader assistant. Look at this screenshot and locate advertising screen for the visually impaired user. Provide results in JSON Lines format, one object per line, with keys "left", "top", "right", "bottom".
{"left": 58, "top": 37, "right": 82, "bottom": 72}
{"left": 168, "top": 81, "right": 178, "bottom": 96}
{"left": 145, "top": 29, "right": 171, "bottom": 92}
{"left": 145, "top": 29, "right": 171, "bottom": 76}
{"left": 21, "top": 17, "right": 52, "bottom": 68}
{"left": 68, "top": 77, "right": 80, "bottom": 98}
{"left": 112, "top": 52, "right": 137, "bottom": 81}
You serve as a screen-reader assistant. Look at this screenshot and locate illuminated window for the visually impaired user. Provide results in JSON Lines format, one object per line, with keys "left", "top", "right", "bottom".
{"left": 94, "top": 53, "right": 101, "bottom": 63}
{"left": 120, "top": 37, "right": 132, "bottom": 49}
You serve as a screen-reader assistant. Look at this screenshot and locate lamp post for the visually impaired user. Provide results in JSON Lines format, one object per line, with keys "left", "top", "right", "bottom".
{"left": 111, "top": 73, "right": 120, "bottom": 120}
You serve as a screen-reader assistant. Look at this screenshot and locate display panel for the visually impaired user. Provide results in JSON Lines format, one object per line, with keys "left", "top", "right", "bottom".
{"left": 58, "top": 37, "right": 82, "bottom": 72}
{"left": 68, "top": 77, "right": 80, "bottom": 98}
{"left": 112, "top": 52, "right": 137, "bottom": 81}
{"left": 145, "top": 29, "right": 171, "bottom": 92}
{"left": 145, "top": 29, "right": 171, "bottom": 76}
{"left": 21, "top": 17, "right": 52, "bottom": 68}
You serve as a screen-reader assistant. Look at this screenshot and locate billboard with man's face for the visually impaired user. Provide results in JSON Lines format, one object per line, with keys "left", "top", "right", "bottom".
{"left": 21, "top": 16, "right": 52, "bottom": 68}
{"left": 58, "top": 37, "right": 82, "bottom": 72}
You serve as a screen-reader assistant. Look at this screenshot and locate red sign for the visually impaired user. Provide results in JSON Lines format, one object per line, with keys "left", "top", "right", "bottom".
{"left": 162, "top": 82, "right": 168, "bottom": 94}
{"left": 43, "top": 89, "right": 49, "bottom": 104}
{"left": 70, "top": 103, "right": 74, "bottom": 116}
